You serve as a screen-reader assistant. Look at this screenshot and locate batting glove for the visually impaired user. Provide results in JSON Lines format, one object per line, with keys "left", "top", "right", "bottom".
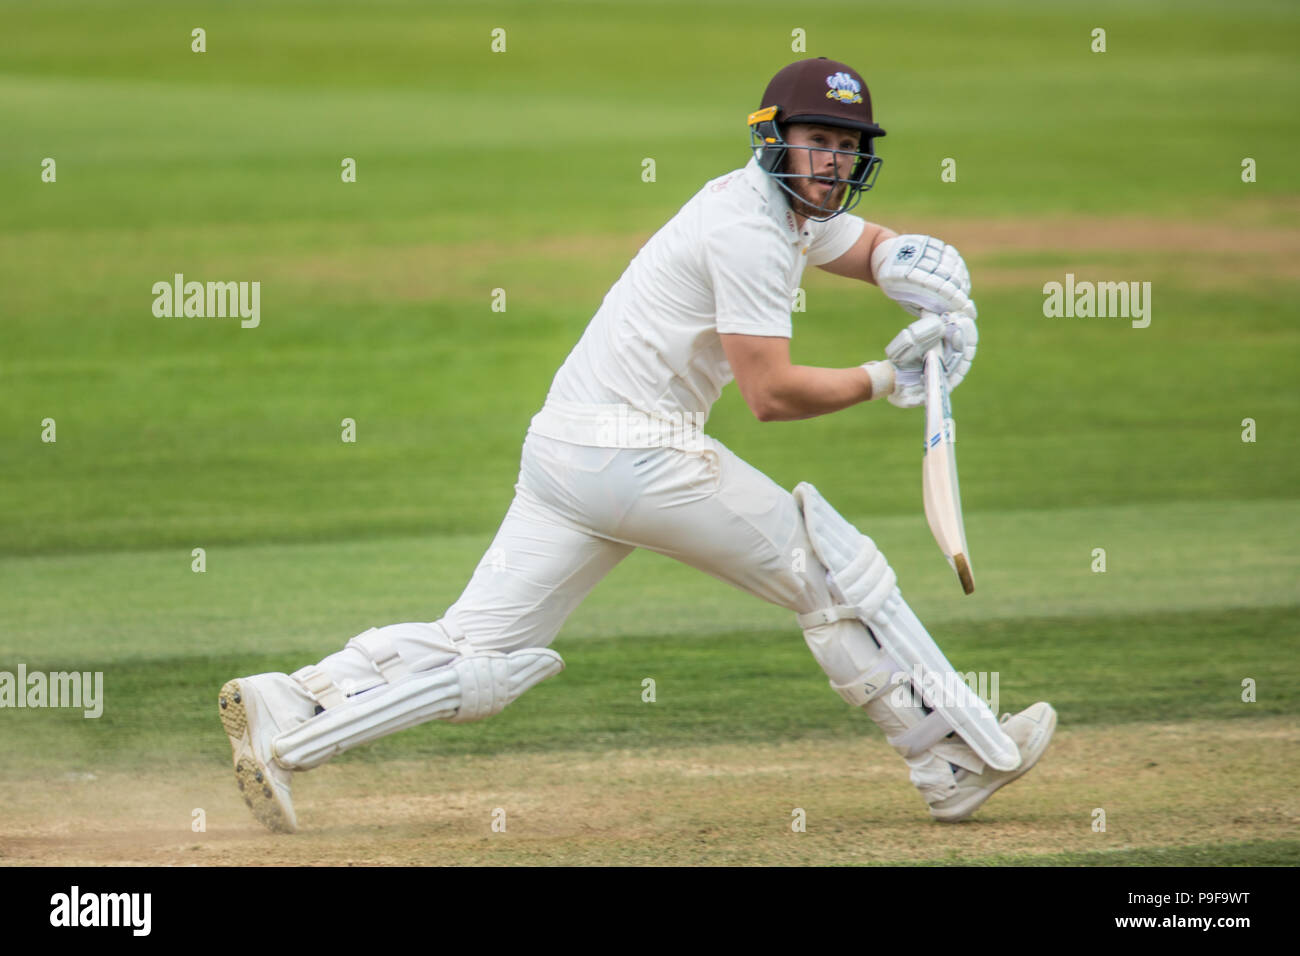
{"left": 940, "top": 308, "right": 978, "bottom": 392}
{"left": 882, "top": 309, "right": 978, "bottom": 407}
{"left": 882, "top": 312, "right": 939, "bottom": 408}
{"left": 885, "top": 311, "right": 945, "bottom": 372}
{"left": 887, "top": 365, "right": 925, "bottom": 408}
{"left": 872, "top": 234, "right": 975, "bottom": 320}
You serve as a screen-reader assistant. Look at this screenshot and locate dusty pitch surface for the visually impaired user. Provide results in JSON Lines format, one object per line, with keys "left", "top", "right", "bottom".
{"left": 1, "top": 718, "right": 1295, "bottom": 866}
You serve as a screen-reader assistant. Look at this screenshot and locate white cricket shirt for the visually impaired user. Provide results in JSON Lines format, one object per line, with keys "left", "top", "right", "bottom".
{"left": 529, "top": 156, "right": 865, "bottom": 448}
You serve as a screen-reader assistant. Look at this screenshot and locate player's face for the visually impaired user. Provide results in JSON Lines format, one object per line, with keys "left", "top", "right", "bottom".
{"left": 782, "top": 123, "right": 862, "bottom": 217}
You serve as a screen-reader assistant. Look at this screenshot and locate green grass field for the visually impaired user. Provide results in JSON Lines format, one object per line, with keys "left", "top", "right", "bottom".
{"left": 1, "top": 0, "right": 1298, "bottom": 865}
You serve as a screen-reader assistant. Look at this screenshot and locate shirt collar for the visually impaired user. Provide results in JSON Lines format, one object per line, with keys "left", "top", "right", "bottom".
{"left": 742, "top": 157, "right": 805, "bottom": 245}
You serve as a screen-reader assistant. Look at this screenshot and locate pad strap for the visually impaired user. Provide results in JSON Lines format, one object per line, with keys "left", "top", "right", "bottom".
{"left": 796, "top": 605, "right": 860, "bottom": 629}
{"left": 348, "top": 627, "right": 413, "bottom": 684}
{"left": 435, "top": 618, "right": 475, "bottom": 654}
{"left": 893, "top": 710, "right": 956, "bottom": 757}
{"left": 829, "top": 657, "right": 900, "bottom": 708}
{"left": 290, "top": 665, "right": 347, "bottom": 710}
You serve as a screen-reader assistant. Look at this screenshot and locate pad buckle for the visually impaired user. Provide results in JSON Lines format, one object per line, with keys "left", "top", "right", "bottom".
{"left": 291, "top": 665, "right": 347, "bottom": 710}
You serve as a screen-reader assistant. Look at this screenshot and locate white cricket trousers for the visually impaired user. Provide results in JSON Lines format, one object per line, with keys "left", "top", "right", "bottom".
{"left": 310, "top": 430, "right": 849, "bottom": 692}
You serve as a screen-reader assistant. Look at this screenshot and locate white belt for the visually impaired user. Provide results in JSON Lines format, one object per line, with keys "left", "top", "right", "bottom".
{"left": 528, "top": 400, "right": 710, "bottom": 451}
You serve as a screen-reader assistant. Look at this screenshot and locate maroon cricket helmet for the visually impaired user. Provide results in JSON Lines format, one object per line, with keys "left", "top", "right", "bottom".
{"left": 748, "top": 57, "right": 886, "bottom": 220}
{"left": 758, "top": 57, "right": 886, "bottom": 138}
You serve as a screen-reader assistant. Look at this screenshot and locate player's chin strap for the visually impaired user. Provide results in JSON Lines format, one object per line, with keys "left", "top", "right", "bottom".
{"left": 793, "top": 482, "right": 1020, "bottom": 773}
{"left": 275, "top": 620, "right": 564, "bottom": 771}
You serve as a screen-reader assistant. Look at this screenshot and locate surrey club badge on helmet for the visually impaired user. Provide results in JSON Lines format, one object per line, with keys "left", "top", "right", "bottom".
{"left": 748, "top": 57, "right": 886, "bottom": 220}
{"left": 824, "top": 71, "right": 863, "bottom": 104}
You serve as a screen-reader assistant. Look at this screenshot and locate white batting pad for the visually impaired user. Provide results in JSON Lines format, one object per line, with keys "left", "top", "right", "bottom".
{"left": 793, "top": 482, "right": 1020, "bottom": 771}
{"left": 272, "top": 648, "right": 564, "bottom": 770}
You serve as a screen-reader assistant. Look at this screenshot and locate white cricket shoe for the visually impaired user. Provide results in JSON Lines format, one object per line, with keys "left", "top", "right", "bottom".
{"left": 927, "top": 701, "right": 1057, "bottom": 823}
{"left": 218, "top": 674, "right": 307, "bottom": 834}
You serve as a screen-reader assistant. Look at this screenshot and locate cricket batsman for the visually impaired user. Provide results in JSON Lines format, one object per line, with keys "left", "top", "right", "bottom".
{"left": 219, "top": 57, "right": 1057, "bottom": 833}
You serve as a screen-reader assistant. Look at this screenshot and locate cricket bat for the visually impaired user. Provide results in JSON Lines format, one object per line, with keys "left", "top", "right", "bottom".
{"left": 922, "top": 347, "right": 974, "bottom": 595}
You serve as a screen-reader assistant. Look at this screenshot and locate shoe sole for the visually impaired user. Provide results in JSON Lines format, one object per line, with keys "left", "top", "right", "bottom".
{"left": 930, "top": 705, "right": 1057, "bottom": 823}
{"left": 218, "top": 679, "right": 296, "bottom": 834}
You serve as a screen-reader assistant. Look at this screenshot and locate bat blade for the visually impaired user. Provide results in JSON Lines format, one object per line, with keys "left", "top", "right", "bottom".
{"left": 922, "top": 348, "right": 974, "bottom": 595}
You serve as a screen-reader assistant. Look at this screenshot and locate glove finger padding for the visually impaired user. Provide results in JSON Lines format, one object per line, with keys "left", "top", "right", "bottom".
{"left": 872, "top": 235, "right": 973, "bottom": 319}
{"left": 885, "top": 312, "right": 945, "bottom": 371}
{"left": 941, "top": 314, "right": 978, "bottom": 391}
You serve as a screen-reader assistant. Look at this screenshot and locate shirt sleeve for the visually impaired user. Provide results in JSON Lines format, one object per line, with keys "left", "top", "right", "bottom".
{"left": 806, "top": 212, "right": 866, "bottom": 266}
{"left": 705, "top": 217, "right": 793, "bottom": 338}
